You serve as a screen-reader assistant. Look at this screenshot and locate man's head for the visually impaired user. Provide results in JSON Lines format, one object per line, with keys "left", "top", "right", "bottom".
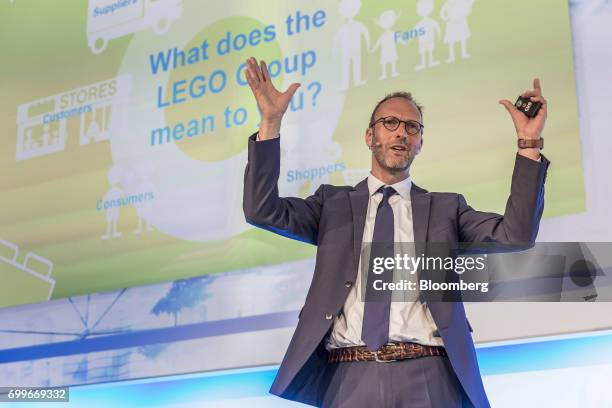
{"left": 365, "top": 92, "right": 424, "bottom": 180}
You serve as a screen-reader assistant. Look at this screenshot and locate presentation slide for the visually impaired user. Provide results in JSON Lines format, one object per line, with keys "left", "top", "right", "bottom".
{"left": 1, "top": 1, "right": 582, "bottom": 309}
{"left": 1, "top": 3, "right": 612, "bottom": 407}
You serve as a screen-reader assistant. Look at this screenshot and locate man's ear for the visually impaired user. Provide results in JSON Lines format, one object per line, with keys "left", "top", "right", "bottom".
{"left": 365, "top": 127, "right": 373, "bottom": 148}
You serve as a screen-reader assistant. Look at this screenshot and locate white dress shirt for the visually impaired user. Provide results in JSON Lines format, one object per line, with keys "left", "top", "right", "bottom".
{"left": 326, "top": 173, "right": 444, "bottom": 350}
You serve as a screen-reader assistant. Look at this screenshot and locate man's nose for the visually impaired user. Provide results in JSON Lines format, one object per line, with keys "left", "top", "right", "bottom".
{"left": 395, "top": 126, "right": 409, "bottom": 138}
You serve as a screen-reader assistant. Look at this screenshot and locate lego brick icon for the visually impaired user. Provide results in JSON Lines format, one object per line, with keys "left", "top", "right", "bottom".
{"left": 87, "top": 0, "right": 183, "bottom": 54}
{"left": 0, "top": 240, "right": 55, "bottom": 308}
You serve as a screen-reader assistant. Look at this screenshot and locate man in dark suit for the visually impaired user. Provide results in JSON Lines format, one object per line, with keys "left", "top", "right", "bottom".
{"left": 242, "top": 57, "right": 549, "bottom": 407}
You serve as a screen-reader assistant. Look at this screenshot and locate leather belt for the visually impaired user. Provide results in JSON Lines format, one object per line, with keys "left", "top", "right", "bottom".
{"left": 328, "top": 342, "right": 447, "bottom": 363}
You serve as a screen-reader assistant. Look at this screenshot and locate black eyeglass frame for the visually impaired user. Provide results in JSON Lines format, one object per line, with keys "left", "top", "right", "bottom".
{"left": 369, "top": 116, "right": 425, "bottom": 135}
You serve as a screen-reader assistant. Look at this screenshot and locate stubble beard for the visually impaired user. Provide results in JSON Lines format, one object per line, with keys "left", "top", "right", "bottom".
{"left": 371, "top": 132, "right": 414, "bottom": 174}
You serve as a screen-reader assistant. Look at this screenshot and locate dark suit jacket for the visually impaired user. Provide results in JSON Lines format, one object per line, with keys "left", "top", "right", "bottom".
{"left": 243, "top": 133, "right": 550, "bottom": 407}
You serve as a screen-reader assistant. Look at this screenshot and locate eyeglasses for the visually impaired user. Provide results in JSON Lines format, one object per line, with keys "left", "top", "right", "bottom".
{"left": 370, "top": 116, "right": 424, "bottom": 135}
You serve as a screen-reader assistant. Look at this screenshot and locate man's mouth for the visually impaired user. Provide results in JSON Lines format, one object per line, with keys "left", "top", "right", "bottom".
{"left": 390, "top": 144, "right": 408, "bottom": 152}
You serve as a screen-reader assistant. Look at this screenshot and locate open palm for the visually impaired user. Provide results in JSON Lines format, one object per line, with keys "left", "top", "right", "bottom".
{"left": 245, "top": 57, "right": 300, "bottom": 122}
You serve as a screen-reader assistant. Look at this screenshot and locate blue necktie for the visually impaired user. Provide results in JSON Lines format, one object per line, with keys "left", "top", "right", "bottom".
{"left": 362, "top": 186, "right": 396, "bottom": 351}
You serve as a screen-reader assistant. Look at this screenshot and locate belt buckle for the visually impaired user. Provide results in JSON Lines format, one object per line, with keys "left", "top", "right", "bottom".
{"left": 373, "top": 350, "right": 397, "bottom": 363}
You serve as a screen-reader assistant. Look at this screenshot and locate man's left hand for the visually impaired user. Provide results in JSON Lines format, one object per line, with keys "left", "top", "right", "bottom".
{"left": 499, "top": 78, "right": 547, "bottom": 160}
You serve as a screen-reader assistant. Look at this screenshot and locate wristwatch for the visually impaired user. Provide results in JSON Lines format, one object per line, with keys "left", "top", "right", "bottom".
{"left": 518, "top": 137, "right": 544, "bottom": 150}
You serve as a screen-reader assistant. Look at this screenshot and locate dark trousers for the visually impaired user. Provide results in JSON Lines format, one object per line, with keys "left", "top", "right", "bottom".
{"left": 319, "top": 356, "right": 472, "bottom": 408}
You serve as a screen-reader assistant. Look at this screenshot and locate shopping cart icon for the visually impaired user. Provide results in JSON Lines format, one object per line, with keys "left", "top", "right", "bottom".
{"left": 0, "top": 240, "right": 55, "bottom": 308}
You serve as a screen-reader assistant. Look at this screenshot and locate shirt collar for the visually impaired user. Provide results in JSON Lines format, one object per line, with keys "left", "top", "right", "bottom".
{"left": 367, "top": 173, "right": 412, "bottom": 201}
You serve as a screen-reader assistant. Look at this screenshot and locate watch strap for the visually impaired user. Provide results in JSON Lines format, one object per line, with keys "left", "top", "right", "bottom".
{"left": 518, "top": 137, "right": 544, "bottom": 150}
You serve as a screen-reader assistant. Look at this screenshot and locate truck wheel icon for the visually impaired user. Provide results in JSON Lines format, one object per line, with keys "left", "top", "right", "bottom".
{"left": 90, "top": 37, "right": 108, "bottom": 54}
{"left": 153, "top": 17, "right": 171, "bottom": 35}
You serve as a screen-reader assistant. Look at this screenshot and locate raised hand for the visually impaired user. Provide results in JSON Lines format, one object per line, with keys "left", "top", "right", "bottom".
{"left": 245, "top": 57, "right": 300, "bottom": 140}
{"left": 499, "top": 78, "right": 548, "bottom": 141}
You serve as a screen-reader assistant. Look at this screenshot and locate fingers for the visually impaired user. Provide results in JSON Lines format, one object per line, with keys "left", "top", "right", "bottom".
{"left": 246, "top": 57, "right": 263, "bottom": 83}
{"left": 521, "top": 89, "right": 534, "bottom": 98}
{"left": 284, "top": 83, "right": 301, "bottom": 98}
{"left": 519, "top": 91, "right": 548, "bottom": 109}
{"left": 499, "top": 99, "right": 518, "bottom": 112}
{"left": 520, "top": 91, "right": 547, "bottom": 108}
{"left": 528, "top": 95, "right": 547, "bottom": 105}
{"left": 534, "top": 96, "right": 548, "bottom": 118}
{"left": 521, "top": 78, "right": 543, "bottom": 98}
{"left": 499, "top": 99, "right": 522, "bottom": 129}
{"left": 245, "top": 58, "right": 259, "bottom": 88}
{"left": 245, "top": 57, "right": 276, "bottom": 90}
{"left": 245, "top": 67, "right": 257, "bottom": 92}
{"left": 253, "top": 58, "right": 264, "bottom": 82}
{"left": 244, "top": 57, "right": 301, "bottom": 102}
{"left": 533, "top": 77, "right": 542, "bottom": 94}
{"left": 260, "top": 60, "right": 270, "bottom": 82}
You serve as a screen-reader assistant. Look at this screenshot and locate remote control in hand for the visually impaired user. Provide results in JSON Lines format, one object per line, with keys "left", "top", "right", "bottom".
{"left": 514, "top": 96, "right": 542, "bottom": 118}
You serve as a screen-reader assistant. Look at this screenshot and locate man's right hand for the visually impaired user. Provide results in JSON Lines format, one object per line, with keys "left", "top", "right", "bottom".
{"left": 245, "top": 57, "right": 301, "bottom": 140}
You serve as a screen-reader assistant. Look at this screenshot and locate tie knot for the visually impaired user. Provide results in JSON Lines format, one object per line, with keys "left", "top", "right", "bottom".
{"left": 378, "top": 186, "right": 397, "bottom": 202}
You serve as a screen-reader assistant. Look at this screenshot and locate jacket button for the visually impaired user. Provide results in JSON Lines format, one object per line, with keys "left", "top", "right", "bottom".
{"left": 344, "top": 280, "right": 353, "bottom": 288}
{"left": 325, "top": 313, "right": 333, "bottom": 320}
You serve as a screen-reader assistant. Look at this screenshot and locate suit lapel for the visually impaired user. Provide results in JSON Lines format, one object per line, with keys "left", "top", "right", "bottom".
{"left": 411, "top": 184, "right": 431, "bottom": 244}
{"left": 349, "top": 179, "right": 369, "bottom": 279}
{"left": 411, "top": 183, "right": 431, "bottom": 298}
{"left": 410, "top": 184, "right": 450, "bottom": 327}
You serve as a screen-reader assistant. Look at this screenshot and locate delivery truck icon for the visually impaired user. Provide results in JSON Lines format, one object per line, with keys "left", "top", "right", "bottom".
{"left": 0, "top": 240, "right": 55, "bottom": 308}
{"left": 87, "top": 0, "right": 182, "bottom": 54}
